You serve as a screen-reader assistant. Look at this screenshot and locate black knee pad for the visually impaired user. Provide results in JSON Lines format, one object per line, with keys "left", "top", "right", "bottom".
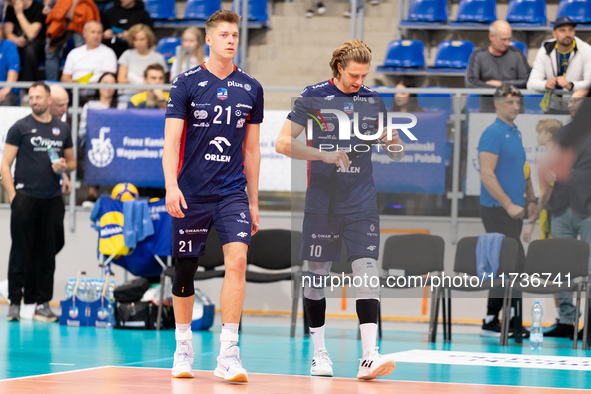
{"left": 172, "top": 257, "right": 199, "bottom": 297}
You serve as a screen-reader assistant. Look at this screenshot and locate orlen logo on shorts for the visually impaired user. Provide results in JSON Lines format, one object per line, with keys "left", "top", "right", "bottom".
{"left": 179, "top": 228, "right": 208, "bottom": 235}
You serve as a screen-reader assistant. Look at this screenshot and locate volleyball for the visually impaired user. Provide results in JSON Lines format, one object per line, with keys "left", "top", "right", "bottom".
{"left": 111, "top": 182, "right": 139, "bottom": 201}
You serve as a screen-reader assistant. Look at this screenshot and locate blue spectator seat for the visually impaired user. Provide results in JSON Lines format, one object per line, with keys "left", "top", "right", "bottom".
{"left": 417, "top": 88, "right": 454, "bottom": 115}
{"left": 144, "top": 0, "right": 175, "bottom": 20}
{"left": 232, "top": 0, "right": 269, "bottom": 26}
{"left": 452, "top": 0, "right": 497, "bottom": 24}
{"left": 523, "top": 95, "right": 545, "bottom": 114}
{"left": 506, "top": 0, "right": 547, "bottom": 26}
{"left": 464, "top": 94, "right": 481, "bottom": 113}
{"left": 184, "top": 0, "right": 221, "bottom": 20}
{"left": 429, "top": 40, "right": 474, "bottom": 71}
{"left": 510, "top": 40, "right": 528, "bottom": 57}
{"left": 556, "top": 0, "right": 591, "bottom": 24}
{"left": 376, "top": 40, "right": 425, "bottom": 72}
{"left": 156, "top": 37, "right": 181, "bottom": 64}
{"left": 401, "top": 0, "right": 448, "bottom": 25}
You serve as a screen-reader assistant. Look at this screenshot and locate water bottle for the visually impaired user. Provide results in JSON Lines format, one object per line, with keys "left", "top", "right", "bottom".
{"left": 530, "top": 300, "right": 543, "bottom": 350}
{"left": 47, "top": 146, "right": 59, "bottom": 163}
{"left": 64, "top": 278, "right": 76, "bottom": 299}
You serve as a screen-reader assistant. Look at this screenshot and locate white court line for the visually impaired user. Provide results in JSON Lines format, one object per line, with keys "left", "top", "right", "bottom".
{"left": 113, "top": 366, "right": 586, "bottom": 390}
{"left": 392, "top": 349, "right": 591, "bottom": 371}
{"left": 48, "top": 363, "right": 76, "bottom": 366}
{"left": 0, "top": 365, "right": 110, "bottom": 382}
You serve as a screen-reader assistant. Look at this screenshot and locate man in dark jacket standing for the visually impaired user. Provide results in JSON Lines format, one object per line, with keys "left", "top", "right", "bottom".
{"left": 101, "top": 0, "right": 153, "bottom": 58}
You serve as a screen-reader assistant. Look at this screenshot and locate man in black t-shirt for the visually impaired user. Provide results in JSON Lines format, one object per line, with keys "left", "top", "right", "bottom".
{"left": 1, "top": 81, "right": 76, "bottom": 323}
{"left": 2, "top": 0, "right": 46, "bottom": 81}
{"left": 101, "top": 0, "right": 153, "bottom": 58}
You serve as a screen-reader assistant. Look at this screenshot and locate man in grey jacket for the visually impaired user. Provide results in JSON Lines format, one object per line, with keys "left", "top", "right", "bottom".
{"left": 465, "top": 20, "right": 531, "bottom": 111}
{"left": 527, "top": 16, "right": 591, "bottom": 114}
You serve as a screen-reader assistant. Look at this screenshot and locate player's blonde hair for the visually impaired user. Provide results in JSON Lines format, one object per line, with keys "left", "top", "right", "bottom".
{"left": 329, "top": 40, "right": 372, "bottom": 78}
{"left": 536, "top": 119, "right": 563, "bottom": 137}
{"left": 205, "top": 10, "right": 241, "bottom": 35}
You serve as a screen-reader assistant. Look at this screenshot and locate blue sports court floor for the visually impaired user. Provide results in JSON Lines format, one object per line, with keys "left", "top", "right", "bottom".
{"left": 1, "top": 306, "right": 590, "bottom": 393}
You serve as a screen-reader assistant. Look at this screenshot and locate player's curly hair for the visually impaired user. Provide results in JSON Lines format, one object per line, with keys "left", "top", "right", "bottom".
{"left": 329, "top": 40, "right": 372, "bottom": 78}
{"left": 206, "top": 10, "right": 241, "bottom": 35}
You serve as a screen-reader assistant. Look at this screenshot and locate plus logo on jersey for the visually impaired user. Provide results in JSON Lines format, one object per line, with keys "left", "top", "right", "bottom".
{"left": 217, "top": 88, "right": 228, "bottom": 100}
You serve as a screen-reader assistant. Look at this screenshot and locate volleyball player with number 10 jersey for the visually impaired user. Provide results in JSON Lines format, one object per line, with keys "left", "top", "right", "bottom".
{"left": 162, "top": 10, "right": 263, "bottom": 383}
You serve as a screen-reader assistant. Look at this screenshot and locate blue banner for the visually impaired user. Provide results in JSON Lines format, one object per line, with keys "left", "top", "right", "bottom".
{"left": 372, "top": 112, "right": 447, "bottom": 194}
{"left": 85, "top": 109, "right": 165, "bottom": 188}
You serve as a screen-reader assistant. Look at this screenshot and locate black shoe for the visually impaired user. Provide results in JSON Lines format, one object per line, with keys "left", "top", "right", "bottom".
{"left": 509, "top": 317, "right": 530, "bottom": 338}
{"left": 480, "top": 317, "right": 501, "bottom": 337}
{"left": 544, "top": 320, "right": 575, "bottom": 338}
{"left": 33, "top": 302, "right": 58, "bottom": 322}
{"left": 6, "top": 304, "right": 20, "bottom": 322}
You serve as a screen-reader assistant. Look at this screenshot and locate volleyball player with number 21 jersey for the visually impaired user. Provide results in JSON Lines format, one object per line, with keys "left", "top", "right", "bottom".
{"left": 162, "top": 10, "right": 263, "bottom": 384}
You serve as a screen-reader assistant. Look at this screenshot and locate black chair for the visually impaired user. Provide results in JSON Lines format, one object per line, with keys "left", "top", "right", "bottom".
{"left": 435, "top": 236, "right": 519, "bottom": 346}
{"left": 380, "top": 234, "right": 445, "bottom": 342}
{"left": 157, "top": 227, "right": 225, "bottom": 330}
{"left": 244, "top": 229, "right": 304, "bottom": 336}
{"left": 513, "top": 238, "right": 590, "bottom": 349}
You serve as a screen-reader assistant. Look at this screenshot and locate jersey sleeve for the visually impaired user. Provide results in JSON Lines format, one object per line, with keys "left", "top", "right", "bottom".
{"left": 287, "top": 88, "right": 309, "bottom": 127}
{"left": 478, "top": 128, "right": 502, "bottom": 155}
{"left": 246, "top": 82, "right": 264, "bottom": 124}
{"left": 4, "top": 122, "right": 23, "bottom": 147}
{"left": 63, "top": 124, "right": 73, "bottom": 150}
{"left": 165, "top": 76, "right": 188, "bottom": 120}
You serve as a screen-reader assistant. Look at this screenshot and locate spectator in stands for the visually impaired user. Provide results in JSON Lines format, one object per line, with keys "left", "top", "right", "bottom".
{"left": 102, "top": 0, "right": 153, "bottom": 58}
{"left": 44, "top": 0, "right": 100, "bottom": 81}
{"left": 478, "top": 84, "right": 536, "bottom": 338}
{"left": 391, "top": 79, "right": 424, "bottom": 113}
{"left": 0, "top": 24, "right": 21, "bottom": 106}
{"left": 127, "top": 63, "right": 168, "bottom": 109}
{"left": 3, "top": 0, "right": 46, "bottom": 82}
{"left": 117, "top": 23, "right": 166, "bottom": 107}
{"left": 466, "top": 20, "right": 530, "bottom": 112}
{"left": 61, "top": 21, "right": 118, "bottom": 87}
{"left": 79, "top": 72, "right": 118, "bottom": 207}
{"left": 305, "top": 1, "right": 326, "bottom": 18}
{"left": 170, "top": 27, "right": 206, "bottom": 81}
{"left": 527, "top": 16, "right": 591, "bottom": 114}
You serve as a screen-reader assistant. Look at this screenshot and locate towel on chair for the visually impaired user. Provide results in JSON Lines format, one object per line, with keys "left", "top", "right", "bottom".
{"left": 476, "top": 233, "right": 505, "bottom": 277}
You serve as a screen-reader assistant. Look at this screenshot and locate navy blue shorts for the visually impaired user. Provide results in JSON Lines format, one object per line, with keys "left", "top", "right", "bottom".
{"left": 300, "top": 211, "right": 380, "bottom": 262}
{"left": 171, "top": 194, "right": 251, "bottom": 258}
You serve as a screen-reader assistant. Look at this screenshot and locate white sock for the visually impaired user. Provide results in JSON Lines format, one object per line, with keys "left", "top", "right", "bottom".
{"left": 484, "top": 315, "right": 496, "bottom": 324}
{"left": 360, "top": 323, "right": 377, "bottom": 358}
{"left": 309, "top": 325, "right": 326, "bottom": 353}
{"left": 220, "top": 323, "right": 240, "bottom": 352}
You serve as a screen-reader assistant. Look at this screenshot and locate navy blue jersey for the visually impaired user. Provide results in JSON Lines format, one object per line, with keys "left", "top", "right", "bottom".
{"left": 165, "top": 63, "right": 264, "bottom": 201}
{"left": 287, "top": 79, "right": 386, "bottom": 214}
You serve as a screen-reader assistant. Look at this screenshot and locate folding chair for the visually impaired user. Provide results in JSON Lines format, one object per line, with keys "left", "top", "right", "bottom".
{"left": 380, "top": 234, "right": 445, "bottom": 342}
{"left": 453, "top": 0, "right": 497, "bottom": 23}
{"left": 376, "top": 40, "right": 425, "bottom": 72}
{"left": 435, "top": 236, "right": 519, "bottom": 346}
{"left": 243, "top": 229, "right": 304, "bottom": 336}
{"left": 513, "top": 238, "right": 590, "bottom": 349}
{"left": 556, "top": 0, "right": 591, "bottom": 24}
{"left": 506, "top": 0, "right": 547, "bottom": 26}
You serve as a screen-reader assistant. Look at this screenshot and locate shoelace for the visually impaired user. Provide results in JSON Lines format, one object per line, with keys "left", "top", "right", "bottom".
{"left": 315, "top": 350, "right": 333, "bottom": 366}
{"left": 175, "top": 344, "right": 193, "bottom": 364}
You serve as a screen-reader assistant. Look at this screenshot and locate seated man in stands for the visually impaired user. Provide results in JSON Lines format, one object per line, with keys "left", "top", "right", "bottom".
{"left": 3, "top": 0, "right": 45, "bottom": 83}
{"left": 61, "top": 21, "right": 118, "bottom": 85}
{"left": 127, "top": 63, "right": 168, "bottom": 109}
{"left": 465, "top": 20, "right": 531, "bottom": 112}
{"left": 0, "top": 24, "right": 20, "bottom": 106}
